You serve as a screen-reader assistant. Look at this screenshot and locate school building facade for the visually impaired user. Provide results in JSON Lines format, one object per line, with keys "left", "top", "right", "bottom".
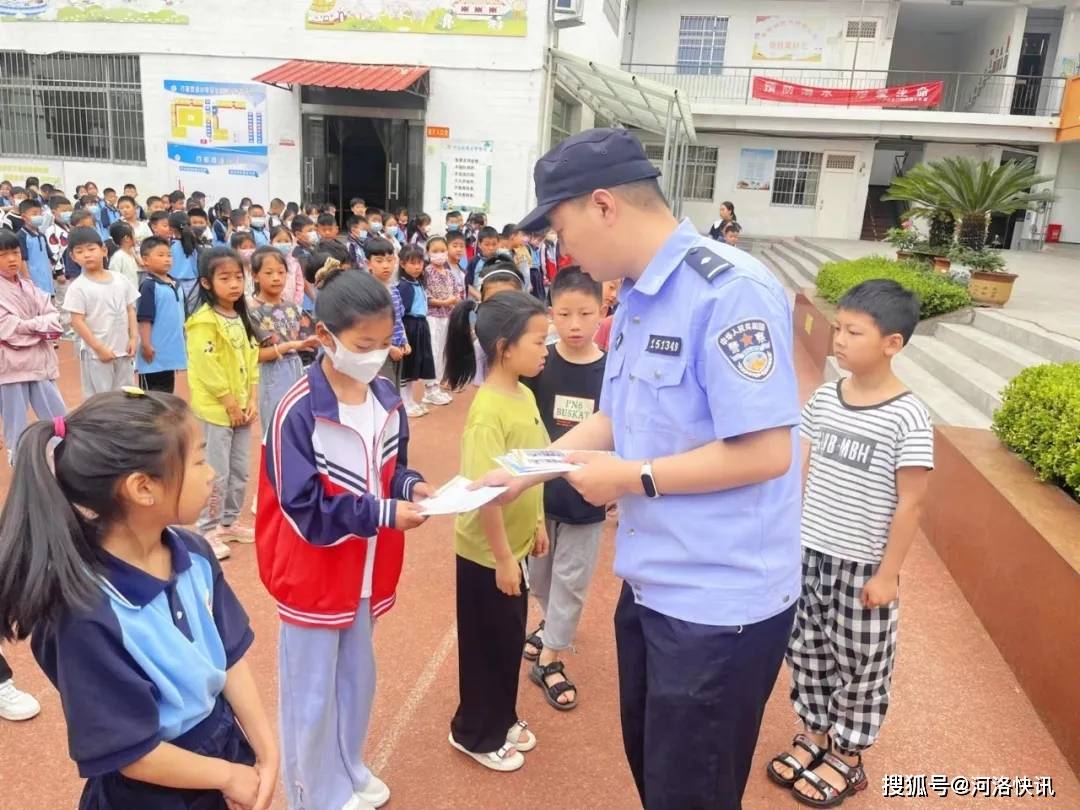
{"left": 1, "top": 0, "right": 1078, "bottom": 242}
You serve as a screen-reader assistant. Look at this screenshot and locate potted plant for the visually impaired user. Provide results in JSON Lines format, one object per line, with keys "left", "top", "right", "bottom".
{"left": 884, "top": 226, "right": 918, "bottom": 260}
{"left": 949, "top": 245, "right": 1016, "bottom": 306}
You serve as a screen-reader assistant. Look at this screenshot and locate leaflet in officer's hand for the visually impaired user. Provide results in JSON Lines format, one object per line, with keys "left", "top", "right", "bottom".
{"left": 494, "top": 449, "right": 582, "bottom": 477}
{"left": 419, "top": 475, "right": 507, "bottom": 516}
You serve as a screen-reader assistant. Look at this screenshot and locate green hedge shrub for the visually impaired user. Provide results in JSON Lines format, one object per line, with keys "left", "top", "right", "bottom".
{"left": 993, "top": 362, "right": 1080, "bottom": 501}
{"left": 815, "top": 255, "right": 971, "bottom": 319}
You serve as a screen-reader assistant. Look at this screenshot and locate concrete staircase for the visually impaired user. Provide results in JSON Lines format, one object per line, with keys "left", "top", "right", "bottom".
{"left": 760, "top": 237, "right": 1080, "bottom": 430}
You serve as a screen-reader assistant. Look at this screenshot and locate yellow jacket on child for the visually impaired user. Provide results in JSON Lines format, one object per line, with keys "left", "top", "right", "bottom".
{"left": 186, "top": 303, "right": 260, "bottom": 427}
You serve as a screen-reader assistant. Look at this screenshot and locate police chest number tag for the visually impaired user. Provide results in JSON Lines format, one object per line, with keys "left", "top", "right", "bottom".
{"left": 718, "top": 319, "right": 774, "bottom": 381}
{"left": 646, "top": 335, "right": 682, "bottom": 356}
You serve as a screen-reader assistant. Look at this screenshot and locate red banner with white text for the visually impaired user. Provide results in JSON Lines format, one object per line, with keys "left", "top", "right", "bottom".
{"left": 751, "top": 77, "right": 944, "bottom": 107}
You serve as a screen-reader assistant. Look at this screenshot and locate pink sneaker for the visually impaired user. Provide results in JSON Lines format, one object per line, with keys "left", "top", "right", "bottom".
{"left": 205, "top": 529, "right": 231, "bottom": 560}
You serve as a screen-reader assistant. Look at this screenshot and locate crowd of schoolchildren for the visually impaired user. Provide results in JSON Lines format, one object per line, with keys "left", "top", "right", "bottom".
{"left": 0, "top": 174, "right": 930, "bottom": 810}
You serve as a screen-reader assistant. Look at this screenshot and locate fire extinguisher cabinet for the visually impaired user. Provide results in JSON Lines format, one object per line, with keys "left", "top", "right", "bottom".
{"left": 1045, "top": 223, "right": 1062, "bottom": 243}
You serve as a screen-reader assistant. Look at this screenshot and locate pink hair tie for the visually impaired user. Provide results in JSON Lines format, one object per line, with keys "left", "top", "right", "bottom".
{"left": 53, "top": 416, "right": 66, "bottom": 440}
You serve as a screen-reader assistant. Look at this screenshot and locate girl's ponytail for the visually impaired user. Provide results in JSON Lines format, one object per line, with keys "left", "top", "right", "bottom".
{"left": 169, "top": 210, "right": 198, "bottom": 258}
{"left": 0, "top": 420, "right": 98, "bottom": 640}
{"left": 444, "top": 298, "right": 479, "bottom": 391}
{"left": 0, "top": 391, "right": 192, "bottom": 641}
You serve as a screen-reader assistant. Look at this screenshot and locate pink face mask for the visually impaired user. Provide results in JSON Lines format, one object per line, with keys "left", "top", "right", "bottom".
{"left": 428, "top": 251, "right": 448, "bottom": 266}
{"left": 237, "top": 248, "right": 255, "bottom": 267}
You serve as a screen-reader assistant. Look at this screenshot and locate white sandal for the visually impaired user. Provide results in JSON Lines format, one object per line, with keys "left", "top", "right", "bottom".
{"left": 448, "top": 732, "right": 525, "bottom": 772}
{"left": 507, "top": 720, "right": 536, "bottom": 752}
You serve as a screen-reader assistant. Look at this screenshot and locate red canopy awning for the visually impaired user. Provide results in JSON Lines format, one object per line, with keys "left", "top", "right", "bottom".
{"left": 252, "top": 60, "right": 429, "bottom": 93}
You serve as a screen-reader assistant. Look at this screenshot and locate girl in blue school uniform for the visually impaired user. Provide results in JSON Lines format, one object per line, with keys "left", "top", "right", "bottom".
{"left": 0, "top": 389, "right": 278, "bottom": 810}
{"left": 168, "top": 210, "right": 202, "bottom": 314}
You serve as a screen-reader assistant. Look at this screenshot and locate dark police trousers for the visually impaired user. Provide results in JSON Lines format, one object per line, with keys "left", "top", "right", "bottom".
{"left": 615, "top": 583, "right": 796, "bottom": 809}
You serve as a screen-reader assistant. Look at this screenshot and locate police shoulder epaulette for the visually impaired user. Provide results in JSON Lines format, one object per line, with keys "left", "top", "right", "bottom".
{"left": 683, "top": 244, "right": 734, "bottom": 283}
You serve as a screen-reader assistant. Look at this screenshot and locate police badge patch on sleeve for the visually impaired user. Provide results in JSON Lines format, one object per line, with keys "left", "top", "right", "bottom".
{"left": 717, "top": 319, "right": 775, "bottom": 381}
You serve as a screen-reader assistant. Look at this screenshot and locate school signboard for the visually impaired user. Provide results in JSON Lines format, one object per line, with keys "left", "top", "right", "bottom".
{"left": 431, "top": 139, "right": 493, "bottom": 214}
{"left": 164, "top": 79, "right": 270, "bottom": 205}
{"left": 305, "top": 0, "right": 526, "bottom": 37}
{"left": 0, "top": 0, "right": 188, "bottom": 24}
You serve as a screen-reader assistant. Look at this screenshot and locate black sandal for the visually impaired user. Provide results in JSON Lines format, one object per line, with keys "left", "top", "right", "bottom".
{"left": 529, "top": 660, "right": 577, "bottom": 711}
{"left": 522, "top": 621, "right": 544, "bottom": 661}
{"left": 791, "top": 751, "right": 868, "bottom": 808}
{"left": 766, "top": 733, "right": 828, "bottom": 788}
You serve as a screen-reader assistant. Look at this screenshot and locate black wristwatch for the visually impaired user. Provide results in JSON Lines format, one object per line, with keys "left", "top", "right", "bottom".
{"left": 640, "top": 461, "right": 660, "bottom": 499}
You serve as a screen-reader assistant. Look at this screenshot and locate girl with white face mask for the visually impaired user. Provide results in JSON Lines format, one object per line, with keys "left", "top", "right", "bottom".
{"left": 256, "top": 262, "right": 434, "bottom": 810}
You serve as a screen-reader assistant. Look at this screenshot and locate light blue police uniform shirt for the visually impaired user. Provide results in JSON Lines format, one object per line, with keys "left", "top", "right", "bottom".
{"left": 600, "top": 219, "right": 802, "bottom": 627}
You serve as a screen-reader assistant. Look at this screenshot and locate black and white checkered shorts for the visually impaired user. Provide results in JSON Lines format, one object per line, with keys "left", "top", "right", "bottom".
{"left": 785, "top": 547, "right": 900, "bottom": 755}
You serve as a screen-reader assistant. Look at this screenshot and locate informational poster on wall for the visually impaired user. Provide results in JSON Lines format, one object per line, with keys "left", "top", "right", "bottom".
{"left": 164, "top": 79, "right": 269, "bottom": 204}
{"left": 0, "top": 0, "right": 188, "bottom": 24}
{"left": 431, "top": 139, "right": 493, "bottom": 214}
{"left": 0, "top": 159, "right": 65, "bottom": 189}
{"left": 305, "top": 0, "right": 525, "bottom": 36}
{"left": 736, "top": 148, "right": 776, "bottom": 191}
{"left": 752, "top": 16, "right": 825, "bottom": 62}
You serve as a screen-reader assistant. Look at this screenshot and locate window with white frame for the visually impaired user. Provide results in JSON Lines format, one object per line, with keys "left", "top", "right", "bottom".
{"left": 551, "top": 95, "right": 573, "bottom": 147}
{"left": 0, "top": 50, "right": 145, "bottom": 163}
{"left": 645, "top": 143, "right": 719, "bottom": 201}
{"left": 677, "top": 16, "right": 728, "bottom": 76}
{"left": 770, "top": 150, "right": 823, "bottom": 207}
{"left": 844, "top": 19, "right": 879, "bottom": 40}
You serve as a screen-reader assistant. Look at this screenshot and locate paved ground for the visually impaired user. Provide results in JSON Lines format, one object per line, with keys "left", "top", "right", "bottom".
{"left": 0, "top": 342, "right": 1077, "bottom": 809}
{"left": 809, "top": 238, "right": 1080, "bottom": 342}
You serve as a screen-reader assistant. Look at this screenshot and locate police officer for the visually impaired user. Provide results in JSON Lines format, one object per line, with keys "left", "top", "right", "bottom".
{"left": 494, "top": 128, "right": 802, "bottom": 808}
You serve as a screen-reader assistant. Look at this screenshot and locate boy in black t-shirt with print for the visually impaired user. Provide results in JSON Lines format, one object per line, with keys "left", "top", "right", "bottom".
{"left": 522, "top": 267, "right": 606, "bottom": 712}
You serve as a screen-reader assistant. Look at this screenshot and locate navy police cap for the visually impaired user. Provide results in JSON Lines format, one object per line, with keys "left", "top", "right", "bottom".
{"left": 517, "top": 128, "right": 661, "bottom": 232}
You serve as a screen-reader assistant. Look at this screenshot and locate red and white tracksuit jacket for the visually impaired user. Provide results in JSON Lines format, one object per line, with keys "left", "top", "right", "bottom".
{"left": 255, "top": 360, "right": 424, "bottom": 629}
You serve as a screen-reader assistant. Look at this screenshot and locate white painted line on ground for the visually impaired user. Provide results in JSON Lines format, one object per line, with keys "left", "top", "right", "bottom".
{"left": 370, "top": 624, "right": 457, "bottom": 775}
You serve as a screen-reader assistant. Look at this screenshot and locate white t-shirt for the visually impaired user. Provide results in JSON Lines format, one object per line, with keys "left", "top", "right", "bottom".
{"left": 64, "top": 271, "right": 139, "bottom": 356}
{"left": 799, "top": 380, "right": 934, "bottom": 564}
{"left": 338, "top": 397, "right": 381, "bottom": 496}
{"left": 108, "top": 251, "right": 140, "bottom": 291}
{"left": 130, "top": 220, "right": 152, "bottom": 245}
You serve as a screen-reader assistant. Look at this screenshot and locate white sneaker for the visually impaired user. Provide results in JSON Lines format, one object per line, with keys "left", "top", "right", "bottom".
{"left": 0, "top": 679, "right": 41, "bottom": 721}
{"left": 405, "top": 402, "right": 427, "bottom": 418}
{"left": 341, "top": 795, "right": 374, "bottom": 810}
{"left": 422, "top": 389, "right": 452, "bottom": 406}
{"left": 354, "top": 774, "right": 390, "bottom": 808}
{"left": 205, "top": 530, "right": 231, "bottom": 560}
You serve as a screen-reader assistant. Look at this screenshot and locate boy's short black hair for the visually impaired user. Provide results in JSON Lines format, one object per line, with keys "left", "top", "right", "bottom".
{"left": 67, "top": 226, "right": 103, "bottom": 250}
{"left": 248, "top": 203, "right": 265, "bottom": 214}
{"left": 316, "top": 213, "right": 337, "bottom": 227}
{"left": 446, "top": 210, "right": 462, "bottom": 220}
{"left": 365, "top": 208, "right": 383, "bottom": 220}
{"left": 723, "top": 221, "right": 741, "bottom": 234}
{"left": 25, "top": 176, "right": 39, "bottom": 188}
{"left": 551, "top": 266, "right": 602, "bottom": 303}
{"left": 345, "top": 216, "right": 367, "bottom": 230}
{"left": 146, "top": 195, "right": 162, "bottom": 207}
{"left": 140, "top": 235, "right": 171, "bottom": 258}
{"left": 41, "top": 183, "right": 54, "bottom": 195}
{"left": 229, "top": 209, "right": 248, "bottom": 227}
{"left": 70, "top": 209, "right": 95, "bottom": 227}
{"left": 103, "top": 187, "right": 116, "bottom": 196}
{"left": 837, "top": 279, "right": 921, "bottom": 345}
{"left": 109, "top": 221, "right": 134, "bottom": 244}
{"left": 149, "top": 210, "right": 171, "bottom": 228}
{"left": 399, "top": 245, "right": 425, "bottom": 265}
{"left": 477, "top": 226, "right": 500, "bottom": 243}
{"left": 78, "top": 194, "right": 97, "bottom": 208}
{"left": 363, "top": 237, "right": 396, "bottom": 258}
{"left": 48, "top": 195, "right": 70, "bottom": 210}
{"left": 187, "top": 207, "right": 209, "bottom": 222}
{"left": 19, "top": 199, "right": 41, "bottom": 215}
{"left": 291, "top": 214, "right": 313, "bottom": 233}
{"left": 168, "top": 190, "right": 186, "bottom": 204}
{"left": 500, "top": 224, "right": 516, "bottom": 239}
{"left": 349, "top": 197, "right": 365, "bottom": 207}
{"left": 11, "top": 186, "right": 26, "bottom": 197}
{"left": 0, "top": 229, "right": 21, "bottom": 253}
{"left": 123, "top": 183, "right": 137, "bottom": 191}
{"left": 230, "top": 231, "right": 256, "bottom": 249}
{"left": 118, "top": 195, "right": 137, "bottom": 207}
{"left": 446, "top": 230, "right": 466, "bottom": 246}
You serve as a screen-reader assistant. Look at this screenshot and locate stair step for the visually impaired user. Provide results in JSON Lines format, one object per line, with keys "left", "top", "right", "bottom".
{"left": 773, "top": 241, "right": 827, "bottom": 277}
{"left": 971, "top": 310, "right": 1080, "bottom": 364}
{"left": 935, "top": 323, "right": 1047, "bottom": 381}
{"left": 904, "top": 335, "right": 1008, "bottom": 418}
{"left": 891, "top": 353, "right": 993, "bottom": 429}
{"left": 794, "top": 237, "right": 848, "bottom": 264}
{"left": 761, "top": 247, "right": 815, "bottom": 293}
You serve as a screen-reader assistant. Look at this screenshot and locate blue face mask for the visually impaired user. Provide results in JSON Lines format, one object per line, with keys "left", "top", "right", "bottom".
{"left": 388, "top": 226, "right": 401, "bottom": 239}
{"left": 30, "top": 215, "right": 44, "bottom": 228}
{"left": 86, "top": 204, "right": 100, "bottom": 215}
{"left": 370, "top": 221, "right": 383, "bottom": 233}
{"left": 59, "top": 211, "right": 72, "bottom": 224}
{"left": 447, "top": 223, "right": 460, "bottom": 231}
{"left": 274, "top": 243, "right": 292, "bottom": 255}
{"left": 357, "top": 229, "right": 368, "bottom": 240}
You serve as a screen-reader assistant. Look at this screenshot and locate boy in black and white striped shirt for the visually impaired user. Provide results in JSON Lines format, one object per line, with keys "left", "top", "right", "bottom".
{"left": 767, "top": 280, "right": 934, "bottom": 807}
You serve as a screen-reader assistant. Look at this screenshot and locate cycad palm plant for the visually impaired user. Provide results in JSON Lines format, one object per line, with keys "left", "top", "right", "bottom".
{"left": 884, "top": 157, "right": 1055, "bottom": 250}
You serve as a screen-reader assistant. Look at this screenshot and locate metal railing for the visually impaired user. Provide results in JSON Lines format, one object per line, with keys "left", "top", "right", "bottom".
{"left": 622, "top": 64, "right": 1067, "bottom": 117}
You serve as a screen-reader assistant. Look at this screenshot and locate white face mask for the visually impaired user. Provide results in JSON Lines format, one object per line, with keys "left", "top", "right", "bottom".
{"left": 328, "top": 332, "right": 389, "bottom": 384}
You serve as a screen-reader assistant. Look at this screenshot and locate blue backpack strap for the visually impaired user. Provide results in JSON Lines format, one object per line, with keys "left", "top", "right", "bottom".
{"left": 683, "top": 244, "right": 734, "bottom": 283}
